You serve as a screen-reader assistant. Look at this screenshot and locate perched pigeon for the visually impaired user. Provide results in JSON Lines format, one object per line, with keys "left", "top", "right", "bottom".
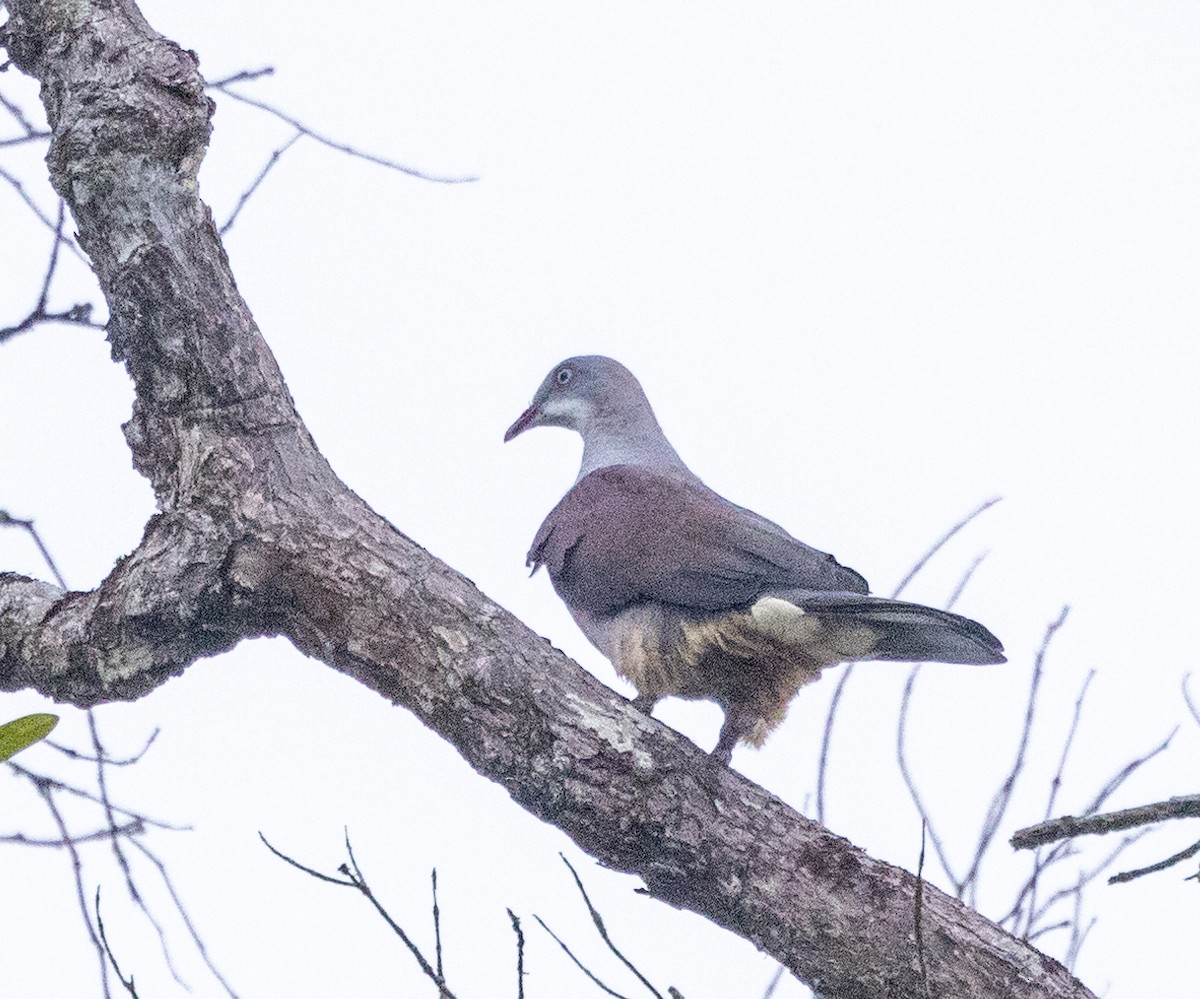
{"left": 506, "top": 355, "right": 1004, "bottom": 763}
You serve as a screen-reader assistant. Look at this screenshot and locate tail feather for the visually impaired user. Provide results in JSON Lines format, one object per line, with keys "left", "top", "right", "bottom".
{"left": 771, "top": 591, "right": 1005, "bottom": 665}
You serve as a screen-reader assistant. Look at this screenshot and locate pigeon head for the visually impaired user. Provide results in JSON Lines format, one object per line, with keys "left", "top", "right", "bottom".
{"left": 504, "top": 355, "right": 647, "bottom": 441}
{"left": 505, "top": 355, "right": 694, "bottom": 481}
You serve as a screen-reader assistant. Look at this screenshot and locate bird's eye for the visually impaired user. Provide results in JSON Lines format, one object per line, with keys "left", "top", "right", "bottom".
{"left": 556, "top": 368, "right": 572, "bottom": 385}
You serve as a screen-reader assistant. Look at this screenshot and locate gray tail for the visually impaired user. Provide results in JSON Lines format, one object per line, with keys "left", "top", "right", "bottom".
{"left": 789, "top": 592, "right": 1006, "bottom": 665}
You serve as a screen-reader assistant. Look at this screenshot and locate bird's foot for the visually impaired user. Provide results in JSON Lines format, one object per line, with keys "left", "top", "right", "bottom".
{"left": 630, "top": 693, "right": 658, "bottom": 716}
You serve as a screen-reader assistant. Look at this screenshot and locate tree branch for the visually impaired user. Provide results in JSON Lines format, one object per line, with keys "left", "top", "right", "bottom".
{"left": 0, "top": 2, "right": 1094, "bottom": 996}
{"left": 1012, "top": 795, "right": 1200, "bottom": 851}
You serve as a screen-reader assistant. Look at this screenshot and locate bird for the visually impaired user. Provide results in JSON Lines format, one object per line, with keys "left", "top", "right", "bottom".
{"left": 505, "top": 355, "right": 1004, "bottom": 764}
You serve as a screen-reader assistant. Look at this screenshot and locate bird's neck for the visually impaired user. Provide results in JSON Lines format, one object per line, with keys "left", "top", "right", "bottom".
{"left": 575, "top": 409, "right": 698, "bottom": 484}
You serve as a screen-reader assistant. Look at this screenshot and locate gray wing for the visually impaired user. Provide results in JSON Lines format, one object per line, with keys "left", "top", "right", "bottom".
{"left": 528, "top": 465, "right": 868, "bottom": 617}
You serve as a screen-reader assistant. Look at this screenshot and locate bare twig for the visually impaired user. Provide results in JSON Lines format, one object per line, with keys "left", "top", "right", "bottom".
{"left": 0, "top": 198, "right": 100, "bottom": 340}
{"left": 0, "top": 88, "right": 43, "bottom": 135}
{"left": 507, "top": 908, "right": 526, "bottom": 999}
{"left": 87, "top": 712, "right": 189, "bottom": 989}
{"left": 532, "top": 914, "right": 633, "bottom": 999}
{"left": 0, "top": 131, "right": 51, "bottom": 147}
{"left": 815, "top": 662, "right": 853, "bottom": 825}
{"left": 207, "top": 67, "right": 276, "bottom": 87}
{"left": 8, "top": 760, "right": 190, "bottom": 832}
{"left": 1042, "top": 672, "right": 1097, "bottom": 829}
{"left": 342, "top": 831, "right": 455, "bottom": 996}
{"left": 1022, "top": 831, "right": 1148, "bottom": 933}
{"left": 895, "top": 664, "right": 956, "bottom": 885}
{"left": 1019, "top": 669, "right": 1096, "bottom": 939}
{"left": 816, "top": 497, "right": 1001, "bottom": 822}
{"left": 1182, "top": 674, "right": 1200, "bottom": 731}
{"left": 893, "top": 498, "right": 1003, "bottom": 599}
{"left": 260, "top": 831, "right": 456, "bottom": 997}
{"left": 1063, "top": 877, "right": 1095, "bottom": 972}
{"left": 258, "top": 832, "right": 353, "bottom": 886}
{"left": 1077, "top": 729, "right": 1178, "bottom": 820}
{"left": 219, "top": 129, "right": 302, "bottom": 234}
{"left": 0, "top": 819, "right": 144, "bottom": 847}
{"left": 958, "top": 607, "right": 1069, "bottom": 901}
{"left": 560, "top": 854, "right": 664, "bottom": 999}
{"left": 945, "top": 551, "right": 989, "bottom": 610}
{"left": 95, "top": 888, "right": 140, "bottom": 997}
{"left": 915, "top": 821, "right": 931, "bottom": 999}
{"left": 47, "top": 728, "right": 160, "bottom": 765}
{"left": 6, "top": 711, "right": 220, "bottom": 994}
{"left": 1108, "top": 837, "right": 1200, "bottom": 885}
{"left": 0, "top": 168, "right": 87, "bottom": 261}
{"left": 0, "top": 509, "right": 68, "bottom": 589}
{"left": 34, "top": 780, "right": 111, "bottom": 997}
{"left": 432, "top": 868, "right": 444, "bottom": 984}
{"left": 761, "top": 966, "right": 785, "bottom": 999}
{"left": 209, "top": 82, "right": 478, "bottom": 185}
{"left": 90, "top": 712, "right": 139, "bottom": 900}
{"left": 1013, "top": 793, "right": 1200, "bottom": 851}
{"left": 126, "top": 838, "right": 240, "bottom": 997}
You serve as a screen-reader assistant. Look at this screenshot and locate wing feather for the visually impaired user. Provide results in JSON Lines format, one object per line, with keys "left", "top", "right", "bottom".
{"left": 528, "top": 465, "right": 868, "bottom": 616}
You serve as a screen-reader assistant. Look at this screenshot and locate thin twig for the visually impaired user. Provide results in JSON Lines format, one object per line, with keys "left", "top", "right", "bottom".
{"left": 90, "top": 712, "right": 140, "bottom": 902}
{"left": 219, "top": 130, "right": 302, "bottom": 234}
{"left": 0, "top": 510, "right": 69, "bottom": 589}
{"left": 958, "top": 607, "right": 1069, "bottom": 901}
{"left": 47, "top": 728, "right": 160, "bottom": 765}
{"left": 35, "top": 781, "right": 111, "bottom": 998}
{"left": 1021, "top": 670, "right": 1096, "bottom": 939}
{"left": 87, "top": 712, "right": 189, "bottom": 989}
{"left": 0, "top": 819, "right": 144, "bottom": 847}
{"left": 560, "top": 854, "right": 663, "bottom": 999}
{"left": 945, "top": 551, "right": 988, "bottom": 610}
{"left": 816, "top": 497, "right": 1001, "bottom": 822}
{"left": 432, "top": 868, "right": 444, "bottom": 984}
{"left": 258, "top": 832, "right": 353, "bottom": 886}
{"left": 895, "top": 664, "right": 956, "bottom": 885}
{"left": 0, "top": 168, "right": 87, "bottom": 262}
{"left": 0, "top": 131, "right": 52, "bottom": 147}
{"left": 95, "top": 888, "right": 140, "bottom": 997}
{"left": 760, "top": 965, "right": 785, "bottom": 999}
{"left": 815, "top": 663, "right": 853, "bottom": 824}
{"left": 1023, "top": 831, "right": 1148, "bottom": 930}
{"left": 262, "top": 831, "right": 455, "bottom": 997}
{"left": 892, "top": 497, "right": 1002, "bottom": 600}
{"left": 207, "top": 67, "right": 276, "bottom": 87}
{"left": 127, "top": 839, "right": 241, "bottom": 997}
{"left": 1077, "top": 729, "right": 1179, "bottom": 819}
{"left": 8, "top": 760, "right": 190, "bottom": 831}
{"left": 892, "top": 550, "right": 990, "bottom": 883}
{"left": 507, "top": 909, "right": 526, "bottom": 999}
{"left": 914, "top": 821, "right": 931, "bottom": 999}
{"left": 1182, "top": 674, "right": 1200, "bottom": 731}
{"left": 533, "top": 914, "right": 632, "bottom": 999}
{"left": 1109, "top": 837, "right": 1200, "bottom": 885}
{"left": 0, "top": 90, "right": 43, "bottom": 135}
{"left": 209, "top": 84, "right": 477, "bottom": 185}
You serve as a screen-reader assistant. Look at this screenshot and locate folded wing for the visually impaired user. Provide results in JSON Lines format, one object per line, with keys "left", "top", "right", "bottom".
{"left": 528, "top": 465, "right": 869, "bottom": 617}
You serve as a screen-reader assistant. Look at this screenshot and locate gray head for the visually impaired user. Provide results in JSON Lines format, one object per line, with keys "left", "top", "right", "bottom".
{"left": 504, "top": 355, "right": 695, "bottom": 482}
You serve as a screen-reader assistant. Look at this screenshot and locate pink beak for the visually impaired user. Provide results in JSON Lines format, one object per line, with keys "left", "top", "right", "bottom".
{"left": 504, "top": 404, "right": 541, "bottom": 442}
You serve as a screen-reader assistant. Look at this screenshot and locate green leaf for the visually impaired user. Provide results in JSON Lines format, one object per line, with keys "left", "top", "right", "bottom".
{"left": 0, "top": 713, "right": 60, "bottom": 762}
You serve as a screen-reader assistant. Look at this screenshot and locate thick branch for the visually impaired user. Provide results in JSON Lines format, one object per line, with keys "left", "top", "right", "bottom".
{"left": 0, "top": 2, "right": 1094, "bottom": 997}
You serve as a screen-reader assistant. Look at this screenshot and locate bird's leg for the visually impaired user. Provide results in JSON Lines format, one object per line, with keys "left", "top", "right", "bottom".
{"left": 710, "top": 708, "right": 746, "bottom": 766}
{"left": 630, "top": 692, "right": 659, "bottom": 716}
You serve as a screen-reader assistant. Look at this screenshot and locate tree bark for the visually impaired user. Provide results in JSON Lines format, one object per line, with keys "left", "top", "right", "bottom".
{"left": 0, "top": 2, "right": 1095, "bottom": 996}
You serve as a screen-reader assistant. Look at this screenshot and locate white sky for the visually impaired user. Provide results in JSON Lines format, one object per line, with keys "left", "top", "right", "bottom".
{"left": 1, "top": 2, "right": 1197, "bottom": 996}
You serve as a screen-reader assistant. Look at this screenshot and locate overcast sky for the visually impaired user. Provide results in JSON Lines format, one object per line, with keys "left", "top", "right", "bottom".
{"left": 2, "top": 2, "right": 1197, "bottom": 997}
